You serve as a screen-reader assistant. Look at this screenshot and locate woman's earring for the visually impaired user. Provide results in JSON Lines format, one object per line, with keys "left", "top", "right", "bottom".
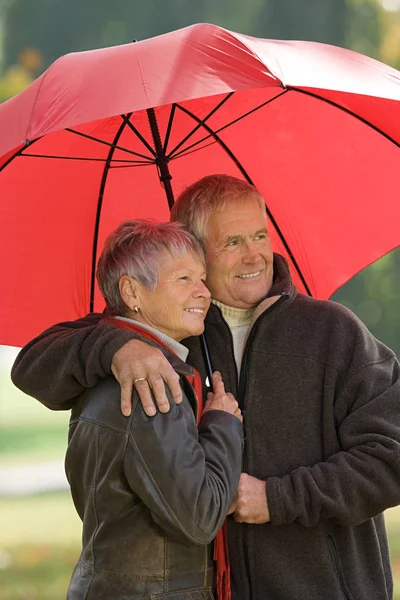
{"left": 133, "top": 306, "right": 139, "bottom": 313}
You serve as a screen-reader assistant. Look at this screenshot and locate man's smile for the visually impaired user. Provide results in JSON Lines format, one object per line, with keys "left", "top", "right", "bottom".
{"left": 236, "top": 270, "right": 263, "bottom": 279}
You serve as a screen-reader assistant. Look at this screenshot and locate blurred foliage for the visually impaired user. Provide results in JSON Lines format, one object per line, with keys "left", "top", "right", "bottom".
{"left": 346, "top": 0, "right": 384, "bottom": 58}
{"left": 0, "top": 0, "right": 392, "bottom": 79}
{"left": 252, "top": 0, "right": 348, "bottom": 44}
{"left": 1, "top": 0, "right": 397, "bottom": 77}
{"left": 0, "top": 0, "right": 398, "bottom": 354}
{"left": 333, "top": 249, "right": 400, "bottom": 355}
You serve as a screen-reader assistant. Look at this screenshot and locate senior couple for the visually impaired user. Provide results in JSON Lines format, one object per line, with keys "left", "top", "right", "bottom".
{"left": 13, "top": 174, "right": 400, "bottom": 600}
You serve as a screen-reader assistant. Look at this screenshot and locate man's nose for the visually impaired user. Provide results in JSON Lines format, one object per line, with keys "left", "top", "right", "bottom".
{"left": 242, "top": 242, "right": 259, "bottom": 262}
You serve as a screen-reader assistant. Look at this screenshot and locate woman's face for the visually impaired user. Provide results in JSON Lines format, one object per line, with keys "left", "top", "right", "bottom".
{"left": 133, "top": 251, "right": 211, "bottom": 341}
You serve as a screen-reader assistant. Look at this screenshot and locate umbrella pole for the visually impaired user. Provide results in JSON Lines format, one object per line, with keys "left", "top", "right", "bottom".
{"left": 146, "top": 108, "right": 175, "bottom": 210}
{"left": 200, "top": 333, "right": 214, "bottom": 390}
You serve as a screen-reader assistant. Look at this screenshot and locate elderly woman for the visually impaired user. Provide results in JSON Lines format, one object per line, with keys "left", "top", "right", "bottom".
{"left": 66, "top": 220, "right": 243, "bottom": 600}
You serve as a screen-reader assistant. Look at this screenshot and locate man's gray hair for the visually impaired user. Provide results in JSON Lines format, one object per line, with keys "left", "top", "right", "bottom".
{"left": 96, "top": 219, "right": 205, "bottom": 316}
{"left": 170, "top": 174, "right": 266, "bottom": 244}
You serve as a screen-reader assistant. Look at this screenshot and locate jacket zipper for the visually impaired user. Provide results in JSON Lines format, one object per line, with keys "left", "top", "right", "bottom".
{"left": 234, "top": 293, "right": 290, "bottom": 600}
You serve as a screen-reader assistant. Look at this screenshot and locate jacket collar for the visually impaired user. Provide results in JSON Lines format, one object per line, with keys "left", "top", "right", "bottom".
{"left": 269, "top": 253, "right": 296, "bottom": 297}
{"left": 137, "top": 334, "right": 195, "bottom": 378}
{"left": 102, "top": 316, "right": 195, "bottom": 378}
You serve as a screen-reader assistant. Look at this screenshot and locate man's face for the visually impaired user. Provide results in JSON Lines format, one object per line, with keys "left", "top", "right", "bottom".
{"left": 204, "top": 198, "right": 274, "bottom": 309}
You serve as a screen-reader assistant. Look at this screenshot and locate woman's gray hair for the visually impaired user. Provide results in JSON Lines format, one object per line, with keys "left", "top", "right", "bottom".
{"left": 170, "top": 174, "right": 266, "bottom": 245}
{"left": 96, "top": 219, "right": 205, "bottom": 316}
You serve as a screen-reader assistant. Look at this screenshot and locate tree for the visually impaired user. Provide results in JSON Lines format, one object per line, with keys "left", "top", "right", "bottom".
{"left": 3, "top": 0, "right": 261, "bottom": 72}
{"left": 333, "top": 249, "right": 400, "bottom": 355}
{"left": 252, "top": 0, "right": 347, "bottom": 45}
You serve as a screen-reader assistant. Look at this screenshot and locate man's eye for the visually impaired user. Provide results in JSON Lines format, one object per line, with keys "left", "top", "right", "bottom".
{"left": 179, "top": 276, "right": 190, "bottom": 281}
{"left": 227, "top": 240, "right": 239, "bottom": 247}
{"left": 255, "top": 234, "right": 267, "bottom": 241}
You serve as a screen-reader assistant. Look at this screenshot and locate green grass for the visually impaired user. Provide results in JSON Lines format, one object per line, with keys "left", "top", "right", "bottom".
{"left": 0, "top": 368, "right": 77, "bottom": 599}
{"left": 0, "top": 492, "right": 81, "bottom": 600}
{"left": 0, "top": 544, "right": 79, "bottom": 600}
{"left": 1, "top": 493, "right": 81, "bottom": 546}
{"left": 0, "top": 371, "right": 69, "bottom": 427}
{"left": 0, "top": 423, "right": 68, "bottom": 459}
{"left": 0, "top": 370, "right": 70, "bottom": 464}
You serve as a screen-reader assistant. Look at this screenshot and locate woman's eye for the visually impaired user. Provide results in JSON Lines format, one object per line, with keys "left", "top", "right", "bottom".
{"left": 179, "top": 276, "right": 190, "bottom": 281}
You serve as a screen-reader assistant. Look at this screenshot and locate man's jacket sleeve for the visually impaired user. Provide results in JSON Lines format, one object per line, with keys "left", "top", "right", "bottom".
{"left": 267, "top": 351, "right": 400, "bottom": 528}
{"left": 11, "top": 313, "right": 136, "bottom": 410}
{"left": 125, "top": 390, "right": 244, "bottom": 544}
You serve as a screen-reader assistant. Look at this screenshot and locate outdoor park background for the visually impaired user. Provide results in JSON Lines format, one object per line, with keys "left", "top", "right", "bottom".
{"left": 0, "top": 0, "right": 399, "bottom": 598}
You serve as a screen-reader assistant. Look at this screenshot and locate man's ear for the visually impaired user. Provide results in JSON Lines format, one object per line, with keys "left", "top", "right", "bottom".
{"left": 119, "top": 275, "right": 141, "bottom": 312}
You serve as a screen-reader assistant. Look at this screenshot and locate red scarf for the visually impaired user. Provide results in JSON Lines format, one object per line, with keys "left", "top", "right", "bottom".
{"left": 103, "top": 317, "right": 231, "bottom": 600}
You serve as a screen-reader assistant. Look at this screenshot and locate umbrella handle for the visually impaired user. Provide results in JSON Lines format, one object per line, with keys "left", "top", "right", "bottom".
{"left": 200, "top": 333, "right": 214, "bottom": 391}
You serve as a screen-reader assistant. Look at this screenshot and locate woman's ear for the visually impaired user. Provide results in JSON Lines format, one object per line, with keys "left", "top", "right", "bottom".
{"left": 119, "top": 275, "right": 140, "bottom": 312}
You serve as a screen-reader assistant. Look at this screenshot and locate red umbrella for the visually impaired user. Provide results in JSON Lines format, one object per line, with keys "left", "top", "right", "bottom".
{"left": 0, "top": 23, "right": 399, "bottom": 347}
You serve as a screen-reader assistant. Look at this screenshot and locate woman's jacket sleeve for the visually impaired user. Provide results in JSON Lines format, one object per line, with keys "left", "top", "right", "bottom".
{"left": 124, "top": 387, "right": 243, "bottom": 545}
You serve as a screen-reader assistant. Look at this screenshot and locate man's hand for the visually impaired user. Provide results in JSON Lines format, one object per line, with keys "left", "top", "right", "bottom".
{"left": 229, "top": 473, "right": 270, "bottom": 524}
{"left": 111, "top": 339, "right": 182, "bottom": 417}
{"left": 202, "top": 372, "right": 242, "bottom": 421}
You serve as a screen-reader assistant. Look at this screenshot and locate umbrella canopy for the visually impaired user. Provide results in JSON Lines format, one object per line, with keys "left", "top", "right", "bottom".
{"left": 0, "top": 23, "right": 399, "bottom": 347}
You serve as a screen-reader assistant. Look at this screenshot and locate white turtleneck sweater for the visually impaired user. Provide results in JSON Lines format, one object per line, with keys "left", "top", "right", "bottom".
{"left": 212, "top": 299, "right": 255, "bottom": 373}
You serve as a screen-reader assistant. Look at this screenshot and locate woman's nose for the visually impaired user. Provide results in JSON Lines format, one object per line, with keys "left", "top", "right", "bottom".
{"left": 194, "top": 281, "right": 211, "bottom": 298}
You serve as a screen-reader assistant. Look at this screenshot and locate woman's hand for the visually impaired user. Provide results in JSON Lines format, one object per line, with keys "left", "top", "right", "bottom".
{"left": 202, "top": 371, "right": 242, "bottom": 422}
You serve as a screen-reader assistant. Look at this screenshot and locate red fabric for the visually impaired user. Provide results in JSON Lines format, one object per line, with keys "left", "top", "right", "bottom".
{"left": 103, "top": 317, "right": 230, "bottom": 600}
{"left": 213, "top": 520, "right": 231, "bottom": 600}
{"left": 1, "top": 23, "right": 399, "bottom": 347}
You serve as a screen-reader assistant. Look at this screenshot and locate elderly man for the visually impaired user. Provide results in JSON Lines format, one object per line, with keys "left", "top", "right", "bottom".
{"left": 12, "top": 174, "right": 400, "bottom": 600}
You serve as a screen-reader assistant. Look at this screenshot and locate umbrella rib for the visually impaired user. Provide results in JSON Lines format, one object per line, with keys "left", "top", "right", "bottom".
{"left": 169, "top": 139, "right": 219, "bottom": 160}
{"left": 109, "top": 162, "right": 156, "bottom": 169}
{"left": 167, "top": 92, "right": 234, "bottom": 158}
{"left": 0, "top": 137, "right": 40, "bottom": 173}
{"left": 171, "top": 89, "right": 288, "bottom": 160}
{"left": 120, "top": 115, "right": 157, "bottom": 157}
{"left": 162, "top": 104, "right": 177, "bottom": 154}
{"left": 89, "top": 114, "right": 133, "bottom": 312}
{"left": 65, "top": 127, "right": 153, "bottom": 161}
{"left": 176, "top": 103, "right": 312, "bottom": 296}
{"left": 18, "top": 153, "right": 150, "bottom": 164}
{"left": 288, "top": 88, "right": 400, "bottom": 149}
